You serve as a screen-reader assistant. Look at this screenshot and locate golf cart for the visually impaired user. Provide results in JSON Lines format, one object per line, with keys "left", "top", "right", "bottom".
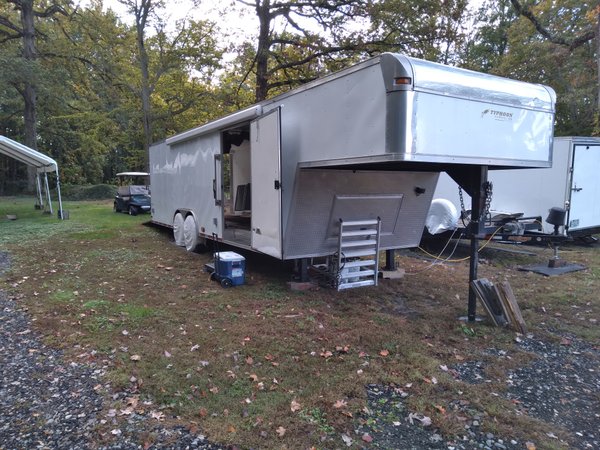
{"left": 114, "top": 172, "right": 151, "bottom": 215}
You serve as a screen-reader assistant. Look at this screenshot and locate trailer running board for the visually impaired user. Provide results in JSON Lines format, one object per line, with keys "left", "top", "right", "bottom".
{"left": 329, "top": 218, "right": 381, "bottom": 290}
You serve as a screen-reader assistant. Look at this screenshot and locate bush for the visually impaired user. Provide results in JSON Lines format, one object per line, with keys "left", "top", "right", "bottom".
{"left": 60, "top": 184, "right": 117, "bottom": 201}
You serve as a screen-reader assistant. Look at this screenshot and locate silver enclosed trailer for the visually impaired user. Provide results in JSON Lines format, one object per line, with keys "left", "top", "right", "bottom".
{"left": 150, "top": 52, "right": 555, "bottom": 298}
{"left": 432, "top": 137, "right": 600, "bottom": 239}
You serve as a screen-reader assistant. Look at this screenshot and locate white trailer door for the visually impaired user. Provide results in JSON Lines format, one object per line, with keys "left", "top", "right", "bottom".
{"left": 568, "top": 144, "right": 600, "bottom": 231}
{"left": 250, "top": 109, "right": 282, "bottom": 258}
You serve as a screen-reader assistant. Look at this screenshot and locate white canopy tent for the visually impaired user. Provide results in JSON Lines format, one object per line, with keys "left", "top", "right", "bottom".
{"left": 0, "top": 135, "right": 64, "bottom": 219}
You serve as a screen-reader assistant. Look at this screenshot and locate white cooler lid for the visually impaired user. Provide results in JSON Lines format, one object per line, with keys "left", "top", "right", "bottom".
{"left": 215, "top": 251, "right": 245, "bottom": 261}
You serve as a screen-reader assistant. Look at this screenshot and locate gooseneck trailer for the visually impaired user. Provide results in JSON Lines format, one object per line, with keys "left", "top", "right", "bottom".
{"left": 150, "top": 53, "right": 555, "bottom": 317}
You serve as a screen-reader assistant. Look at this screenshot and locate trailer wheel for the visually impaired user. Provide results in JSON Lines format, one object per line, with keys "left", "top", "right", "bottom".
{"left": 183, "top": 215, "right": 200, "bottom": 252}
{"left": 221, "top": 278, "right": 233, "bottom": 288}
{"left": 173, "top": 213, "right": 185, "bottom": 246}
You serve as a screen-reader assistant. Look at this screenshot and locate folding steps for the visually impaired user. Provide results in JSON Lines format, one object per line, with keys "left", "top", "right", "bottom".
{"left": 333, "top": 218, "right": 381, "bottom": 290}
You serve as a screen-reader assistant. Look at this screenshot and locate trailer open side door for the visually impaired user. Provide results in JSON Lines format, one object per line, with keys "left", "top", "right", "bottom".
{"left": 567, "top": 144, "right": 600, "bottom": 232}
{"left": 250, "top": 108, "right": 283, "bottom": 258}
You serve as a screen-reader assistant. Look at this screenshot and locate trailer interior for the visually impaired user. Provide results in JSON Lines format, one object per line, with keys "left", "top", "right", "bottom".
{"left": 221, "top": 125, "right": 252, "bottom": 247}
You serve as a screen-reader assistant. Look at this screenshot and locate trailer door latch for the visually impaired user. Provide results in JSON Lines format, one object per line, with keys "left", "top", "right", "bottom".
{"left": 274, "top": 180, "right": 281, "bottom": 190}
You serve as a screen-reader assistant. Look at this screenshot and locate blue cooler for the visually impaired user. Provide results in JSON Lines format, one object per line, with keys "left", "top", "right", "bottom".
{"left": 214, "top": 251, "right": 245, "bottom": 286}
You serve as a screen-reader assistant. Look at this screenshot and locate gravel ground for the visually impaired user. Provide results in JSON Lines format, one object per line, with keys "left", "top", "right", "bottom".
{"left": 1, "top": 250, "right": 599, "bottom": 449}
{"left": 0, "top": 290, "right": 224, "bottom": 450}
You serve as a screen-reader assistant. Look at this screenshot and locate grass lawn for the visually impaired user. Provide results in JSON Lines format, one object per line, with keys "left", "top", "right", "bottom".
{"left": 1, "top": 197, "right": 598, "bottom": 448}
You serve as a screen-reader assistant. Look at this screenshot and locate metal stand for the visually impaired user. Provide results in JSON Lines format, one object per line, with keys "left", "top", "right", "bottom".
{"left": 384, "top": 249, "right": 396, "bottom": 271}
{"left": 467, "top": 167, "right": 488, "bottom": 322}
{"left": 448, "top": 165, "right": 489, "bottom": 322}
{"left": 298, "top": 258, "right": 309, "bottom": 282}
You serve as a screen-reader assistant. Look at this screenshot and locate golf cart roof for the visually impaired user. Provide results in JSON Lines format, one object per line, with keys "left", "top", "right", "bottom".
{"left": 116, "top": 172, "right": 149, "bottom": 177}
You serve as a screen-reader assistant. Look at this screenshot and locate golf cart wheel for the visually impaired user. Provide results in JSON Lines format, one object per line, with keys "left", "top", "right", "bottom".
{"left": 221, "top": 278, "right": 233, "bottom": 288}
{"left": 209, "top": 272, "right": 217, "bottom": 281}
{"left": 128, "top": 205, "right": 138, "bottom": 216}
{"left": 114, "top": 202, "right": 121, "bottom": 213}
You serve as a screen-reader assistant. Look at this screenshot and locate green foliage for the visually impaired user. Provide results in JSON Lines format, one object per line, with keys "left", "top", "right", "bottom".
{"left": 59, "top": 184, "right": 116, "bottom": 201}
{"left": 462, "top": 0, "right": 597, "bottom": 136}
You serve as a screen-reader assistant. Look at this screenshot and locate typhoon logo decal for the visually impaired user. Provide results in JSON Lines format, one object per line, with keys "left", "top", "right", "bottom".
{"left": 481, "top": 109, "right": 513, "bottom": 121}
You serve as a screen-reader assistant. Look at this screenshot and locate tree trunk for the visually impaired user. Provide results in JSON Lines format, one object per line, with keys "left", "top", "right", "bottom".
{"left": 597, "top": 8, "right": 600, "bottom": 132}
{"left": 137, "top": 25, "right": 152, "bottom": 171}
{"left": 129, "top": 0, "right": 154, "bottom": 171}
{"left": 20, "top": 0, "right": 38, "bottom": 190}
{"left": 255, "top": 0, "right": 271, "bottom": 102}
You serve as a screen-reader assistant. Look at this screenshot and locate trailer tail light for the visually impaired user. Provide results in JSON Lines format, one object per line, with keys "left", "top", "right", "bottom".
{"left": 394, "top": 77, "right": 412, "bottom": 86}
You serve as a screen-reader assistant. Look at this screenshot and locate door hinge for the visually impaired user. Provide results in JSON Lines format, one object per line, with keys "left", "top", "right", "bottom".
{"left": 274, "top": 180, "right": 281, "bottom": 190}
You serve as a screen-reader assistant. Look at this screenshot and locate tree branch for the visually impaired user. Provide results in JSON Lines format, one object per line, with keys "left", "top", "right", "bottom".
{"left": 510, "top": 0, "right": 595, "bottom": 50}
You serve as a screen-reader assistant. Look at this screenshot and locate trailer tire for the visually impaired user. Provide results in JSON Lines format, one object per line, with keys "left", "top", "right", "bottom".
{"left": 183, "top": 215, "right": 200, "bottom": 252}
{"left": 173, "top": 213, "right": 185, "bottom": 246}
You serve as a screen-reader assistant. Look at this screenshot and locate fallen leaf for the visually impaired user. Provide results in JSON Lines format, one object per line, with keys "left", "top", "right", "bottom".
{"left": 454, "top": 354, "right": 464, "bottom": 361}
{"left": 434, "top": 405, "right": 446, "bottom": 414}
{"left": 290, "top": 399, "right": 301, "bottom": 412}
{"left": 379, "top": 349, "right": 389, "bottom": 357}
{"left": 525, "top": 442, "right": 536, "bottom": 450}
{"left": 320, "top": 350, "right": 333, "bottom": 358}
{"left": 341, "top": 434, "right": 353, "bottom": 446}
{"left": 228, "top": 425, "right": 236, "bottom": 433}
{"left": 333, "top": 399, "right": 347, "bottom": 409}
{"left": 111, "top": 429, "right": 122, "bottom": 435}
{"left": 164, "top": 350, "right": 172, "bottom": 358}
{"left": 119, "top": 407, "right": 134, "bottom": 416}
{"left": 264, "top": 354, "right": 274, "bottom": 361}
{"left": 362, "top": 433, "right": 373, "bottom": 443}
{"left": 358, "top": 351, "right": 368, "bottom": 358}
{"left": 130, "top": 354, "right": 141, "bottom": 361}
{"left": 209, "top": 386, "right": 219, "bottom": 394}
{"left": 190, "top": 344, "right": 200, "bottom": 352}
{"left": 431, "top": 377, "right": 438, "bottom": 384}
{"left": 246, "top": 356, "right": 254, "bottom": 365}
{"left": 150, "top": 411, "right": 165, "bottom": 421}
{"left": 439, "top": 364, "right": 448, "bottom": 371}
{"left": 276, "top": 426, "right": 286, "bottom": 437}
{"left": 249, "top": 373, "right": 259, "bottom": 382}
{"left": 198, "top": 408, "right": 208, "bottom": 418}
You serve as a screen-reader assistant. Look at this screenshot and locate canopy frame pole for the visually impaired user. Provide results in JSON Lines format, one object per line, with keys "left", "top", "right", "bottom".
{"left": 55, "top": 167, "right": 64, "bottom": 220}
{"left": 35, "top": 173, "right": 44, "bottom": 209}
{"left": 44, "top": 172, "right": 53, "bottom": 215}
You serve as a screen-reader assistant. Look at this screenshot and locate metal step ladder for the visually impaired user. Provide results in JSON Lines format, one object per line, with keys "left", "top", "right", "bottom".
{"left": 334, "top": 218, "right": 381, "bottom": 290}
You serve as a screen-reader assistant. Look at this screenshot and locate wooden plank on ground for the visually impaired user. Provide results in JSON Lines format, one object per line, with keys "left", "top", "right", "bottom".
{"left": 471, "top": 278, "right": 508, "bottom": 327}
{"left": 498, "top": 281, "right": 527, "bottom": 334}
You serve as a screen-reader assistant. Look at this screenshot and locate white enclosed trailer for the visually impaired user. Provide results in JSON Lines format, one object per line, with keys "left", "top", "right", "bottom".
{"left": 432, "top": 137, "right": 600, "bottom": 239}
{"left": 150, "top": 52, "right": 555, "bottom": 297}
